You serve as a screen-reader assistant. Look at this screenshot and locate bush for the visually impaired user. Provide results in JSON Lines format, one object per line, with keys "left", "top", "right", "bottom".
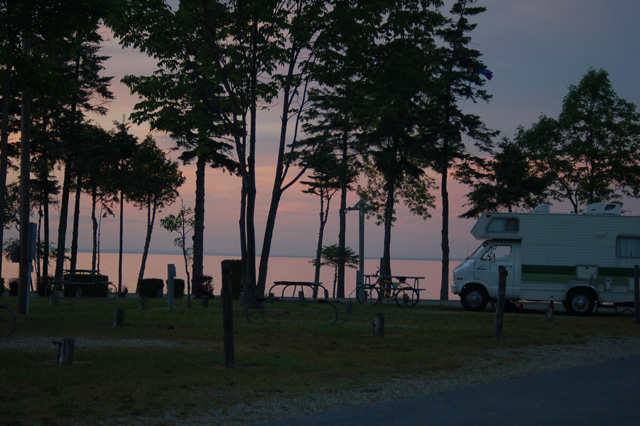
{"left": 0, "top": 278, "right": 4, "bottom": 296}
{"left": 192, "top": 274, "right": 214, "bottom": 299}
{"left": 168, "top": 278, "right": 185, "bottom": 299}
{"left": 64, "top": 273, "right": 110, "bottom": 297}
{"left": 9, "top": 278, "right": 19, "bottom": 296}
{"left": 137, "top": 278, "right": 164, "bottom": 298}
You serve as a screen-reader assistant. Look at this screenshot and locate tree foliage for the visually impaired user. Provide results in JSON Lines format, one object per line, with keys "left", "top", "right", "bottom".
{"left": 517, "top": 68, "right": 640, "bottom": 213}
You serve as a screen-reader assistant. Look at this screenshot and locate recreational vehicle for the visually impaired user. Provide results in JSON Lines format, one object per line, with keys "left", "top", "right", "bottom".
{"left": 452, "top": 203, "right": 640, "bottom": 315}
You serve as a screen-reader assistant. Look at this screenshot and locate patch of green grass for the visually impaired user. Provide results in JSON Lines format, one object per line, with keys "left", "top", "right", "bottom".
{"left": 1, "top": 296, "right": 639, "bottom": 424}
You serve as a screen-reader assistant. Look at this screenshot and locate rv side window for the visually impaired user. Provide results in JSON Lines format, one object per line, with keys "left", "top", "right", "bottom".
{"left": 481, "top": 245, "right": 512, "bottom": 262}
{"left": 486, "top": 218, "right": 519, "bottom": 233}
{"left": 616, "top": 237, "right": 640, "bottom": 258}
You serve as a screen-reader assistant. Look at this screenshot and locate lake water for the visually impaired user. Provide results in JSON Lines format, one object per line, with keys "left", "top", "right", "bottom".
{"left": 2, "top": 252, "right": 460, "bottom": 300}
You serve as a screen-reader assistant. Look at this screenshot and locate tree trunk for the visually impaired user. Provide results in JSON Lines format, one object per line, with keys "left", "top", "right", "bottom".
{"left": 55, "top": 163, "right": 71, "bottom": 280}
{"left": 0, "top": 23, "right": 14, "bottom": 282}
{"left": 18, "top": 38, "right": 32, "bottom": 314}
{"left": 381, "top": 178, "right": 395, "bottom": 278}
{"left": 440, "top": 168, "right": 450, "bottom": 300}
{"left": 337, "top": 132, "right": 349, "bottom": 298}
{"left": 90, "top": 187, "right": 98, "bottom": 272}
{"left": 137, "top": 202, "right": 156, "bottom": 283}
{"left": 70, "top": 178, "right": 81, "bottom": 271}
{"left": 43, "top": 190, "right": 50, "bottom": 284}
{"left": 118, "top": 189, "right": 124, "bottom": 294}
{"left": 192, "top": 155, "right": 206, "bottom": 279}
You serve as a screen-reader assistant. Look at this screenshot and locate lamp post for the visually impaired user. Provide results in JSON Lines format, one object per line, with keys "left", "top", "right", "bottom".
{"left": 347, "top": 199, "right": 373, "bottom": 291}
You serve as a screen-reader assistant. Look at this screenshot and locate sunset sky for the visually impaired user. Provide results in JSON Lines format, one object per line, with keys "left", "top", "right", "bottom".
{"left": 18, "top": 0, "right": 640, "bottom": 263}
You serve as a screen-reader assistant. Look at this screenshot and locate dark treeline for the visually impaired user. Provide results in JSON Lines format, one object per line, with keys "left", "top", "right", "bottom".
{"left": 2, "top": 1, "right": 639, "bottom": 312}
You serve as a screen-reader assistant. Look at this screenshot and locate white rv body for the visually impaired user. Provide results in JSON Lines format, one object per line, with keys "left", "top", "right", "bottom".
{"left": 451, "top": 204, "right": 640, "bottom": 315}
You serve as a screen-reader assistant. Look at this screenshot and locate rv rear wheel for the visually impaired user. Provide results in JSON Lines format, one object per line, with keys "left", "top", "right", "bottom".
{"left": 565, "top": 288, "right": 595, "bottom": 316}
{"left": 460, "top": 285, "right": 489, "bottom": 311}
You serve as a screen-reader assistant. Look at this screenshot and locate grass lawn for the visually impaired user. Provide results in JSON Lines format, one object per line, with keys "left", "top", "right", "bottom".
{"left": 1, "top": 295, "right": 639, "bottom": 425}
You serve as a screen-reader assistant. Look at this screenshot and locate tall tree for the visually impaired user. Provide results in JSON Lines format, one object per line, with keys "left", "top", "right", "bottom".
{"left": 127, "top": 135, "right": 184, "bottom": 285}
{"left": 434, "top": 0, "right": 495, "bottom": 299}
{"left": 113, "top": 0, "right": 237, "bottom": 292}
{"left": 297, "top": 145, "right": 341, "bottom": 283}
{"left": 518, "top": 68, "right": 640, "bottom": 213}
{"left": 110, "top": 0, "right": 327, "bottom": 303}
{"left": 50, "top": 5, "right": 113, "bottom": 280}
{"left": 0, "top": 0, "right": 20, "bottom": 283}
{"left": 355, "top": 0, "right": 442, "bottom": 278}
{"left": 74, "top": 123, "right": 117, "bottom": 272}
{"left": 456, "top": 137, "right": 550, "bottom": 218}
{"left": 108, "top": 120, "right": 138, "bottom": 294}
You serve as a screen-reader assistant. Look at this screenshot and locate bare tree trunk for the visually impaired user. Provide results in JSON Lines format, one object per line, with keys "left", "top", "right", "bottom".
{"left": 137, "top": 202, "right": 156, "bottom": 283}
{"left": 440, "top": 160, "right": 450, "bottom": 300}
{"left": 70, "top": 179, "right": 81, "bottom": 271}
{"left": 381, "top": 179, "right": 395, "bottom": 279}
{"left": 192, "top": 155, "right": 206, "bottom": 280}
{"left": 118, "top": 189, "right": 124, "bottom": 294}
{"left": 337, "top": 132, "right": 349, "bottom": 298}
{"left": 0, "top": 21, "right": 15, "bottom": 282}
{"left": 18, "top": 37, "right": 32, "bottom": 314}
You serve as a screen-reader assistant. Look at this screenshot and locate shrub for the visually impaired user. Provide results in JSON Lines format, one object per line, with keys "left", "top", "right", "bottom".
{"left": 167, "top": 278, "right": 185, "bottom": 299}
{"left": 137, "top": 278, "right": 164, "bottom": 298}
{"left": 0, "top": 278, "right": 4, "bottom": 296}
{"left": 64, "top": 273, "right": 110, "bottom": 297}
{"left": 192, "top": 274, "right": 214, "bottom": 299}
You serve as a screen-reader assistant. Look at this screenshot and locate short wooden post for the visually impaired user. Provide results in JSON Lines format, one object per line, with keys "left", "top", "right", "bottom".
{"left": 298, "top": 291, "right": 305, "bottom": 302}
{"left": 634, "top": 265, "right": 640, "bottom": 325}
{"left": 221, "top": 260, "right": 235, "bottom": 369}
{"left": 495, "top": 266, "right": 507, "bottom": 340}
{"left": 75, "top": 287, "right": 82, "bottom": 298}
{"left": 373, "top": 313, "right": 384, "bottom": 336}
{"left": 139, "top": 296, "right": 148, "bottom": 311}
{"left": 546, "top": 298, "right": 555, "bottom": 322}
{"left": 202, "top": 296, "right": 209, "bottom": 308}
{"left": 53, "top": 338, "right": 75, "bottom": 365}
{"left": 113, "top": 307, "right": 125, "bottom": 328}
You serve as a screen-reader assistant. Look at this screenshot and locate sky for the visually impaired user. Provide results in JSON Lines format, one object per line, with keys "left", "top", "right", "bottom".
{"left": 21, "top": 0, "right": 640, "bottom": 263}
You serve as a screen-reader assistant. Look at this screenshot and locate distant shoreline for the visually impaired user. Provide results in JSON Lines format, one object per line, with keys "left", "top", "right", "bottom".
{"left": 86, "top": 249, "right": 464, "bottom": 262}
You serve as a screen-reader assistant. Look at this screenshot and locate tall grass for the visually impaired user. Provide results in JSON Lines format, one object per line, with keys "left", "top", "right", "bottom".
{"left": 1, "top": 296, "right": 639, "bottom": 425}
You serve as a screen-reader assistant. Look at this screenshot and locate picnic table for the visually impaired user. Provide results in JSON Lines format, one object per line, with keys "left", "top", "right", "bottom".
{"left": 47, "top": 269, "right": 117, "bottom": 298}
{"left": 244, "top": 281, "right": 351, "bottom": 325}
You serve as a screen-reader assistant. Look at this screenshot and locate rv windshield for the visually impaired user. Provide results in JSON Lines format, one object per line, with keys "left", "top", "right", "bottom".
{"left": 467, "top": 242, "right": 488, "bottom": 260}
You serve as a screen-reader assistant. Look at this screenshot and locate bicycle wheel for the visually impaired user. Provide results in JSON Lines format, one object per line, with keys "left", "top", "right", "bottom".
{"left": 395, "top": 287, "right": 419, "bottom": 307}
{"left": 107, "top": 283, "right": 118, "bottom": 299}
{"left": 1, "top": 305, "right": 17, "bottom": 338}
{"left": 356, "top": 285, "right": 380, "bottom": 305}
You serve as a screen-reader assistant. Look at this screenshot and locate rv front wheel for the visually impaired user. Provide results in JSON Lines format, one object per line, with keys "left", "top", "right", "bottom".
{"left": 460, "top": 285, "right": 489, "bottom": 311}
{"left": 565, "top": 289, "right": 595, "bottom": 316}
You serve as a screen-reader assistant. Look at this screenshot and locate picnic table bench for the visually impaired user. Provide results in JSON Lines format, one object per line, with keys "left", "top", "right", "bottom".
{"left": 245, "top": 281, "right": 351, "bottom": 325}
{"left": 47, "top": 269, "right": 117, "bottom": 298}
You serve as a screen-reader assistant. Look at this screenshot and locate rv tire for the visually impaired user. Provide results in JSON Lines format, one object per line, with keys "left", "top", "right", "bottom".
{"left": 565, "top": 288, "right": 595, "bottom": 316}
{"left": 460, "top": 285, "right": 489, "bottom": 311}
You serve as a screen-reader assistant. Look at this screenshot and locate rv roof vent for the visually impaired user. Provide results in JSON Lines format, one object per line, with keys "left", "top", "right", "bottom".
{"left": 532, "top": 204, "right": 550, "bottom": 214}
{"left": 583, "top": 203, "right": 622, "bottom": 216}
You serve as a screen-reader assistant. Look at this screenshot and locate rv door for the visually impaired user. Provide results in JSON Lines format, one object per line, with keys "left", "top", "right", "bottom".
{"left": 474, "top": 243, "right": 516, "bottom": 298}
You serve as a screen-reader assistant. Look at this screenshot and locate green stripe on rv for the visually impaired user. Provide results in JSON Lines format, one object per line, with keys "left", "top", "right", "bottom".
{"left": 522, "top": 264, "right": 635, "bottom": 284}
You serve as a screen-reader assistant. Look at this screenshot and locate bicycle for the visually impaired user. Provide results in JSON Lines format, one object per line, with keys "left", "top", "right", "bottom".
{"left": 356, "top": 268, "right": 420, "bottom": 307}
{"left": 1, "top": 303, "right": 17, "bottom": 338}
